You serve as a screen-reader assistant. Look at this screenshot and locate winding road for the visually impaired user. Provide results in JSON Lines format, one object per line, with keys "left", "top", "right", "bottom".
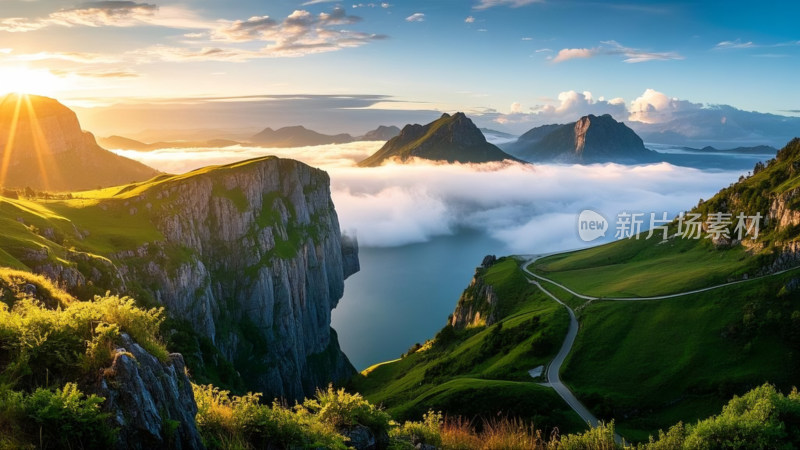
{"left": 519, "top": 253, "right": 800, "bottom": 444}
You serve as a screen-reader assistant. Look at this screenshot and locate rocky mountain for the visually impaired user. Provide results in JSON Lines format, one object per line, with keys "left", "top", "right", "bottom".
{"left": 251, "top": 125, "right": 353, "bottom": 147}
{"left": 4, "top": 156, "right": 359, "bottom": 401}
{"left": 98, "top": 135, "right": 240, "bottom": 151}
{"left": 358, "top": 125, "right": 401, "bottom": 141}
{"left": 508, "top": 114, "right": 658, "bottom": 163}
{"left": 0, "top": 94, "right": 160, "bottom": 191}
{"left": 358, "top": 113, "right": 520, "bottom": 167}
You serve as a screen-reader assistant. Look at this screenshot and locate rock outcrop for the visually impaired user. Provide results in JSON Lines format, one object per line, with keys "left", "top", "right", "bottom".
{"left": 450, "top": 255, "right": 500, "bottom": 329}
{"left": 508, "top": 114, "right": 657, "bottom": 163}
{"left": 95, "top": 334, "right": 204, "bottom": 450}
{"left": 0, "top": 94, "right": 159, "bottom": 190}
{"left": 358, "top": 113, "right": 520, "bottom": 167}
{"left": 109, "top": 157, "right": 358, "bottom": 400}
{"left": 17, "top": 156, "right": 358, "bottom": 402}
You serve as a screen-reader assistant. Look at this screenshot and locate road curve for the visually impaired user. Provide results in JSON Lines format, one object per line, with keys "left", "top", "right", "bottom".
{"left": 523, "top": 254, "right": 799, "bottom": 302}
{"left": 519, "top": 252, "right": 800, "bottom": 445}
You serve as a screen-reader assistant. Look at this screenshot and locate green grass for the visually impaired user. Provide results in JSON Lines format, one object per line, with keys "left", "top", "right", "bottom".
{"left": 352, "top": 258, "right": 584, "bottom": 434}
{"left": 531, "top": 236, "right": 756, "bottom": 298}
{"left": 558, "top": 267, "right": 800, "bottom": 442}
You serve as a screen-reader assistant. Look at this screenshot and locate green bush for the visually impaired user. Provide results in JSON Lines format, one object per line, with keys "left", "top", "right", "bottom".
{"left": 193, "top": 384, "right": 348, "bottom": 450}
{"left": 304, "top": 385, "right": 392, "bottom": 432}
{"left": 0, "top": 293, "right": 168, "bottom": 389}
{"left": 0, "top": 383, "right": 115, "bottom": 449}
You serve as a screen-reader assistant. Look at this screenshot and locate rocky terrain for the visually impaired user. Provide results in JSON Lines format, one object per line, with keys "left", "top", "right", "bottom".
{"left": 507, "top": 114, "right": 658, "bottom": 163}
{"left": 10, "top": 156, "right": 359, "bottom": 401}
{"left": 450, "top": 255, "right": 500, "bottom": 329}
{"left": 0, "top": 94, "right": 159, "bottom": 190}
{"left": 358, "top": 113, "right": 519, "bottom": 167}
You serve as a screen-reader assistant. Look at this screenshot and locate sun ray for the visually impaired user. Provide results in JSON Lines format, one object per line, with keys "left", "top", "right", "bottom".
{"left": 22, "top": 94, "right": 59, "bottom": 192}
{"left": 0, "top": 94, "right": 23, "bottom": 188}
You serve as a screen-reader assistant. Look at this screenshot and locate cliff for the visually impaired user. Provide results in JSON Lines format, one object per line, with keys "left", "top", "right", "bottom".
{"left": 0, "top": 94, "right": 160, "bottom": 191}
{"left": 450, "top": 255, "right": 500, "bottom": 329}
{"left": 358, "top": 113, "right": 520, "bottom": 167}
{"left": 2, "top": 156, "right": 359, "bottom": 401}
{"left": 696, "top": 138, "right": 800, "bottom": 272}
{"left": 509, "top": 114, "right": 657, "bottom": 163}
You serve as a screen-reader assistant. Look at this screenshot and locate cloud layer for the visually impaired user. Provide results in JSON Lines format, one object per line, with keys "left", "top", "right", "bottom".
{"left": 113, "top": 143, "right": 743, "bottom": 252}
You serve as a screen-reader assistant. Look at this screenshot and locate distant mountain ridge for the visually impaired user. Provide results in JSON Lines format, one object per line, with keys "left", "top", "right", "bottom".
{"left": 98, "top": 135, "right": 240, "bottom": 151}
{"left": 358, "top": 112, "right": 520, "bottom": 167}
{"left": 508, "top": 114, "right": 658, "bottom": 163}
{"left": 0, "top": 94, "right": 159, "bottom": 191}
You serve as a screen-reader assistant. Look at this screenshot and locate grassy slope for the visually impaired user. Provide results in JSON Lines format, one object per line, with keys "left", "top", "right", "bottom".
{"left": 531, "top": 236, "right": 756, "bottom": 298}
{"left": 351, "top": 258, "right": 586, "bottom": 435}
{"left": 562, "top": 269, "right": 800, "bottom": 442}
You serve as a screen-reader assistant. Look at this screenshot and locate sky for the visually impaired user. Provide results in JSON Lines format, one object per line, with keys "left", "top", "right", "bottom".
{"left": 1, "top": 0, "right": 799, "bottom": 135}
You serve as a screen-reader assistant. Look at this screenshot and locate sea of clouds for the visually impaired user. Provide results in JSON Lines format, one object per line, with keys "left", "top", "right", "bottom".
{"left": 114, "top": 142, "right": 745, "bottom": 253}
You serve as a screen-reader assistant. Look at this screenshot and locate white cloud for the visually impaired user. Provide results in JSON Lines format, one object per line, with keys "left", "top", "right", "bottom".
{"left": 0, "top": 2, "right": 211, "bottom": 32}
{"left": 552, "top": 48, "right": 593, "bottom": 63}
{"left": 552, "top": 41, "right": 682, "bottom": 64}
{"left": 465, "top": 16, "right": 475, "bottom": 23}
{"left": 112, "top": 143, "right": 742, "bottom": 251}
{"left": 628, "top": 88, "right": 700, "bottom": 124}
{"left": 405, "top": 13, "right": 425, "bottom": 22}
{"left": 473, "top": 0, "right": 543, "bottom": 10}
{"left": 510, "top": 102, "right": 523, "bottom": 114}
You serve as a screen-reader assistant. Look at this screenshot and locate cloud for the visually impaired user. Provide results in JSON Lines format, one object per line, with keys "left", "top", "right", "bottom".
{"left": 405, "top": 13, "right": 425, "bottom": 22}
{"left": 714, "top": 39, "right": 755, "bottom": 50}
{"left": 552, "top": 48, "right": 593, "bottom": 63}
{"left": 112, "top": 144, "right": 742, "bottom": 250}
{"left": 628, "top": 88, "right": 699, "bottom": 124}
{"left": 0, "top": 2, "right": 215, "bottom": 32}
{"left": 713, "top": 39, "right": 800, "bottom": 50}
{"left": 465, "top": 16, "right": 475, "bottom": 23}
{"left": 490, "top": 90, "right": 629, "bottom": 128}
{"left": 552, "top": 40, "right": 682, "bottom": 64}
{"left": 473, "top": 0, "right": 542, "bottom": 10}
{"left": 188, "top": 7, "right": 385, "bottom": 57}
{"left": 50, "top": 68, "right": 139, "bottom": 78}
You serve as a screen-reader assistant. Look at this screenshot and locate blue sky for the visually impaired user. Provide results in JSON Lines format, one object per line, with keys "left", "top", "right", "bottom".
{"left": 0, "top": 0, "right": 798, "bottom": 134}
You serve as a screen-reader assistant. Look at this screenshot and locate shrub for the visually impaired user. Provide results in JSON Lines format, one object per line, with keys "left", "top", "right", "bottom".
{"left": 390, "top": 410, "right": 443, "bottom": 448}
{"left": 0, "top": 293, "right": 168, "bottom": 389}
{"left": 304, "top": 384, "right": 392, "bottom": 432}
{"left": 0, "top": 383, "right": 115, "bottom": 449}
{"left": 193, "top": 384, "right": 348, "bottom": 450}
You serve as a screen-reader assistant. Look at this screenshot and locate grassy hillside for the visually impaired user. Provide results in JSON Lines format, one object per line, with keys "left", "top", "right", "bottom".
{"left": 351, "top": 257, "right": 586, "bottom": 435}
{"left": 522, "top": 140, "right": 800, "bottom": 442}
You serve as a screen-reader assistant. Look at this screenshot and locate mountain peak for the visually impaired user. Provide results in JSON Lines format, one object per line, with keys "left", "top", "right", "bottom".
{"left": 0, "top": 94, "right": 159, "bottom": 190}
{"left": 508, "top": 114, "right": 655, "bottom": 163}
{"left": 357, "top": 112, "right": 519, "bottom": 167}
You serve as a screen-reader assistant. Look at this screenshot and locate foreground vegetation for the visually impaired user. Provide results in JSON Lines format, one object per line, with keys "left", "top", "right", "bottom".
{"left": 191, "top": 381, "right": 800, "bottom": 449}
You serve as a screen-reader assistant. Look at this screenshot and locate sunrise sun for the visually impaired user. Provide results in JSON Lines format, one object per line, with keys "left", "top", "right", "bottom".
{"left": 0, "top": 66, "right": 64, "bottom": 97}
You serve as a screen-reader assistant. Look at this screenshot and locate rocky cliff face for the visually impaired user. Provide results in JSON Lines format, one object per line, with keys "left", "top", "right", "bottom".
{"left": 450, "top": 255, "right": 499, "bottom": 329}
{"left": 358, "top": 113, "right": 519, "bottom": 167}
{"left": 95, "top": 334, "right": 204, "bottom": 450}
{"left": 108, "top": 157, "right": 358, "bottom": 400}
{"left": 509, "top": 114, "right": 657, "bottom": 163}
{"left": 19, "top": 156, "right": 358, "bottom": 401}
